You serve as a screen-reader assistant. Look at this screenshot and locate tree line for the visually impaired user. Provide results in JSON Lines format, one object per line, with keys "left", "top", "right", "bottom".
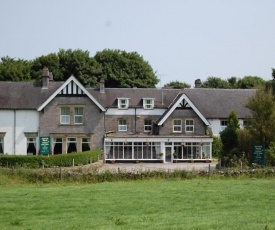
{"left": 1, "top": 48, "right": 274, "bottom": 89}
{"left": 163, "top": 76, "right": 269, "bottom": 89}
{"left": 0, "top": 49, "right": 159, "bottom": 88}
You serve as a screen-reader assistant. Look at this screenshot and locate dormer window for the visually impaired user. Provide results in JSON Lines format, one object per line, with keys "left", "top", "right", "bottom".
{"left": 143, "top": 98, "right": 154, "bottom": 109}
{"left": 118, "top": 98, "right": 129, "bottom": 109}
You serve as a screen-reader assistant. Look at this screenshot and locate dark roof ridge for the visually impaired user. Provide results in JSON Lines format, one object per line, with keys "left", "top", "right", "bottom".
{"left": 102, "top": 87, "right": 179, "bottom": 90}
{"left": 186, "top": 88, "right": 256, "bottom": 91}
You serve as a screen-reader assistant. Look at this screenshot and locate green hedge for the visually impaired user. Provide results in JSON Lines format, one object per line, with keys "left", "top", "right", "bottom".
{"left": 0, "top": 150, "right": 102, "bottom": 168}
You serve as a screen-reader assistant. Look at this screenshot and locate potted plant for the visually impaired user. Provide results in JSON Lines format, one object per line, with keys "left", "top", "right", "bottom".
{"left": 159, "top": 153, "right": 164, "bottom": 162}
{"left": 173, "top": 152, "right": 178, "bottom": 163}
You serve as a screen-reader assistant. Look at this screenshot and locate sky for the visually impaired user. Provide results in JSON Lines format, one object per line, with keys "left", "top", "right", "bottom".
{"left": 1, "top": 0, "right": 275, "bottom": 88}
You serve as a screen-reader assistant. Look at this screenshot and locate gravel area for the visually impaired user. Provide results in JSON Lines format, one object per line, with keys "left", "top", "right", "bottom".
{"left": 96, "top": 161, "right": 217, "bottom": 172}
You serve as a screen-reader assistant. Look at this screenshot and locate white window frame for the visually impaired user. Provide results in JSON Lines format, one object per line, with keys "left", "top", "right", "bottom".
{"left": 60, "top": 107, "right": 70, "bottom": 124}
{"left": 144, "top": 119, "right": 152, "bottom": 132}
{"left": 118, "top": 119, "right": 127, "bottom": 132}
{"left": 67, "top": 137, "right": 77, "bottom": 153}
{"left": 0, "top": 137, "right": 4, "bottom": 154}
{"left": 118, "top": 98, "right": 129, "bottom": 109}
{"left": 82, "top": 138, "right": 91, "bottom": 152}
{"left": 53, "top": 138, "right": 63, "bottom": 155}
{"left": 185, "top": 119, "right": 194, "bottom": 133}
{"left": 27, "top": 137, "right": 37, "bottom": 155}
{"left": 74, "top": 107, "right": 84, "bottom": 124}
{"left": 220, "top": 120, "right": 228, "bottom": 132}
{"left": 143, "top": 98, "right": 154, "bottom": 109}
{"left": 173, "top": 119, "right": 182, "bottom": 133}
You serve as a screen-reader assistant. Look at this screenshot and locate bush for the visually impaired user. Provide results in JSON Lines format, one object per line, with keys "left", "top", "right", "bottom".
{"left": 266, "top": 142, "right": 275, "bottom": 166}
{"left": 212, "top": 136, "right": 222, "bottom": 158}
{"left": 0, "top": 149, "right": 102, "bottom": 168}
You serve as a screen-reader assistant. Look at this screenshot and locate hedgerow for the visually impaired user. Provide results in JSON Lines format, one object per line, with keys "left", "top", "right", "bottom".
{"left": 0, "top": 149, "right": 102, "bottom": 168}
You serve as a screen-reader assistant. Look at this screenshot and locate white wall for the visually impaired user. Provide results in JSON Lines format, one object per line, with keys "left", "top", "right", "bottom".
{"left": 106, "top": 108, "right": 165, "bottom": 116}
{"left": 208, "top": 118, "right": 245, "bottom": 136}
{"left": 207, "top": 119, "right": 221, "bottom": 136}
{"left": 0, "top": 110, "right": 39, "bottom": 155}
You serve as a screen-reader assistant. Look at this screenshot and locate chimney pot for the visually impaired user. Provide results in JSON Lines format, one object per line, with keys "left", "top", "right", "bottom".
{"left": 195, "top": 79, "right": 202, "bottom": 88}
{"left": 100, "top": 79, "right": 105, "bottom": 93}
{"left": 49, "top": 72, "right": 53, "bottom": 81}
{"left": 42, "top": 67, "right": 49, "bottom": 77}
{"left": 42, "top": 67, "right": 50, "bottom": 89}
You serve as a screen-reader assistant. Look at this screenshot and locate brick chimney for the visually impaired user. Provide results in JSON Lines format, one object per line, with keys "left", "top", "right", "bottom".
{"left": 195, "top": 79, "right": 202, "bottom": 88}
{"left": 49, "top": 72, "right": 53, "bottom": 81}
{"left": 100, "top": 79, "right": 105, "bottom": 93}
{"left": 42, "top": 67, "right": 50, "bottom": 89}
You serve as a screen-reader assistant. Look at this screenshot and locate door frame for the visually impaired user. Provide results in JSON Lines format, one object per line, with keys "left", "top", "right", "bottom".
{"left": 165, "top": 146, "right": 173, "bottom": 163}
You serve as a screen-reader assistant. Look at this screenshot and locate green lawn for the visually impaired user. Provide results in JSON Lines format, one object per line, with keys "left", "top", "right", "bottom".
{"left": 0, "top": 179, "right": 275, "bottom": 230}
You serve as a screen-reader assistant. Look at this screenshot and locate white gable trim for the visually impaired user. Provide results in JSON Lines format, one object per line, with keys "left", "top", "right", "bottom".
{"left": 37, "top": 76, "right": 106, "bottom": 112}
{"left": 158, "top": 94, "right": 210, "bottom": 126}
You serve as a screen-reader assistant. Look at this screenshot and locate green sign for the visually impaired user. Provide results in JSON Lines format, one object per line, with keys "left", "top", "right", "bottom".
{"left": 40, "top": 137, "right": 51, "bottom": 155}
{"left": 252, "top": 145, "right": 265, "bottom": 165}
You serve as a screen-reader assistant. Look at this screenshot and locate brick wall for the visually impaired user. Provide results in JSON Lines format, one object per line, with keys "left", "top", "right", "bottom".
{"left": 159, "top": 109, "right": 206, "bottom": 136}
{"left": 39, "top": 96, "right": 105, "bottom": 150}
{"left": 104, "top": 115, "right": 159, "bottom": 134}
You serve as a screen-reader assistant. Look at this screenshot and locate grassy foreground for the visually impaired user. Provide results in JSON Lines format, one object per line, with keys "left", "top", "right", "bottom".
{"left": 0, "top": 179, "right": 275, "bottom": 230}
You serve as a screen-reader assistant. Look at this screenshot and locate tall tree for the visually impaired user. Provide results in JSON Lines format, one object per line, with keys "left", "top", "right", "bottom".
{"left": 227, "top": 76, "right": 238, "bottom": 88}
{"left": 220, "top": 111, "right": 239, "bottom": 153}
{"left": 237, "top": 76, "right": 265, "bottom": 89}
{"left": 94, "top": 49, "right": 159, "bottom": 88}
{"left": 201, "top": 77, "right": 230, "bottom": 88}
{"left": 162, "top": 81, "right": 190, "bottom": 89}
{"left": 0, "top": 57, "right": 32, "bottom": 81}
{"left": 31, "top": 49, "right": 101, "bottom": 87}
{"left": 31, "top": 53, "right": 61, "bottom": 81}
{"left": 220, "top": 111, "right": 240, "bottom": 166}
{"left": 246, "top": 87, "right": 275, "bottom": 148}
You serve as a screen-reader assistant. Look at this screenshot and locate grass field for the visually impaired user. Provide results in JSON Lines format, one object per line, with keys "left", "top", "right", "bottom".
{"left": 0, "top": 178, "right": 275, "bottom": 230}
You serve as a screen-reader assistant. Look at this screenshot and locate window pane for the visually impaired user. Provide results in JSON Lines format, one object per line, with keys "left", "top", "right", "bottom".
{"left": 27, "top": 138, "right": 36, "bottom": 155}
{"left": 174, "top": 120, "right": 181, "bottom": 125}
{"left": 144, "top": 119, "right": 152, "bottom": 132}
{"left": 61, "top": 107, "right": 70, "bottom": 115}
{"left": 61, "top": 107, "right": 70, "bottom": 124}
{"left": 82, "top": 138, "right": 90, "bottom": 152}
{"left": 144, "top": 99, "right": 153, "bottom": 109}
{"left": 119, "top": 99, "right": 128, "bottom": 109}
{"left": 173, "top": 119, "right": 182, "bottom": 132}
{"left": 67, "top": 138, "right": 77, "bottom": 153}
{"left": 185, "top": 119, "right": 194, "bottom": 132}
{"left": 61, "top": 115, "right": 70, "bottom": 124}
{"left": 75, "top": 116, "right": 83, "bottom": 124}
{"left": 74, "top": 108, "right": 83, "bottom": 124}
{"left": 0, "top": 137, "right": 4, "bottom": 154}
{"left": 68, "top": 138, "right": 77, "bottom": 142}
{"left": 119, "top": 120, "right": 127, "bottom": 131}
{"left": 74, "top": 107, "right": 83, "bottom": 115}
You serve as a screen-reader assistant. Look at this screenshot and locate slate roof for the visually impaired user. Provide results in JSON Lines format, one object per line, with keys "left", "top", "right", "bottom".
{"left": 0, "top": 79, "right": 256, "bottom": 119}
{"left": 88, "top": 88, "right": 181, "bottom": 108}
{"left": 0, "top": 81, "right": 64, "bottom": 109}
{"left": 183, "top": 88, "right": 256, "bottom": 119}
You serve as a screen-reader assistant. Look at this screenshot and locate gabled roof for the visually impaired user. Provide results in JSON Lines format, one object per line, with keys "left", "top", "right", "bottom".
{"left": 37, "top": 76, "right": 105, "bottom": 112}
{"left": 0, "top": 81, "right": 63, "bottom": 109}
{"left": 0, "top": 76, "right": 256, "bottom": 120}
{"left": 183, "top": 88, "right": 256, "bottom": 119}
{"left": 88, "top": 88, "right": 181, "bottom": 108}
{"left": 157, "top": 93, "right": 210, "bottom": 126}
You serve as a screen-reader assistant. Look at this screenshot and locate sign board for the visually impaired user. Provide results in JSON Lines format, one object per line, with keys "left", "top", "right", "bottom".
{"left": 40, "top": 137, "right": 51, "bottom": 155}
{"left": 252, "top": 145, "right": 265, "bottom": 165}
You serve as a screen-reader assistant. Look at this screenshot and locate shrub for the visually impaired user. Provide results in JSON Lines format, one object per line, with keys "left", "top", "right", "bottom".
{"left": 0, "top": 149, "right": 102, "bottom": 168}
{"left": 212, "top": 136, "right": 222, "bottom": 158}
{"left": 266, "top": 142, "right": 275, "bottom": 166}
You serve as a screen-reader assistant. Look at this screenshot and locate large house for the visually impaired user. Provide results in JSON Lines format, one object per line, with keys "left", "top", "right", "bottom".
{"left": 0, "top": 68, "right": 255, "bottom": 163}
